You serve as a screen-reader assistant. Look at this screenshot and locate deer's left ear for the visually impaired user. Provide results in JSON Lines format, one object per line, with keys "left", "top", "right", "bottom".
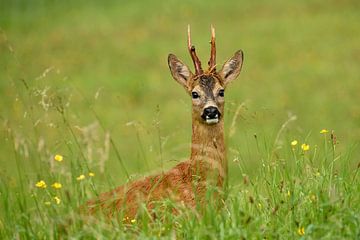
{"left": 219, "top": 50, "right": 244, "bottom": 87}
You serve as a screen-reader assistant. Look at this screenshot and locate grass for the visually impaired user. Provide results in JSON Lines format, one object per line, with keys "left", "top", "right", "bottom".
{"left": 0, "top": 0, "right": 360, "bottom": 238}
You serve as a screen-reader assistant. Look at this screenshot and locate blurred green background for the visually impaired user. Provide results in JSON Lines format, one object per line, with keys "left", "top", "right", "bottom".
{"left": 1, "top": 0, "right": 359, "bottom": 186}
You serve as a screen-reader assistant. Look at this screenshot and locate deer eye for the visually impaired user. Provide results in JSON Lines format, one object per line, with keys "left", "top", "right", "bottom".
{"left": 191, "top": 92, "right": 199, "bottom": 99}
{"left": 219, "top": 89, "right": 225, "bottom": 97}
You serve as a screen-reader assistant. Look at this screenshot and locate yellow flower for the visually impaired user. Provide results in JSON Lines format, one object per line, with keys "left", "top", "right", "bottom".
{"left": 76, "top": 174, "right": 86, "bottom": 181}
{"left": 310, "top": 194, "right": 316, "bottom": 202}
{"left": 44, "top": 201, "right": 51, "bottom": 206}
{"left": 131, "top": 219, "right": 136, "bottom": 224}
{"left": 301, "top": 143, "right": 310, "bottom": 151}
{"left": 315, "top": 171, "right": 321, "bottom": 177}
{"left": 88, "top": 172, "right": 95, "bottom": 177}
{"left": 51, "top": 182, "right": 62, "bottom": 189}
{"left": 320, "top": 129, "right": 329, "bottom": 134}
{"left": 257, "top": 203, "right": 262, "bottom": 209}
{"left": 291, "top": 140, "right": 298, "bottom": 146}
{"left": 35, "top": 180, "right": 47, "bottom": 189}
{"left": 54, "top": 196, "right": 61, "bottom": 205}
{"left": 54, "top": 154, "right": 63, "bottom": 162}
{"left": 287, "top": 190, "right": 291, "bottom": 197}
{"left": 297, "top": 227, "right": 305, "bottom": 236}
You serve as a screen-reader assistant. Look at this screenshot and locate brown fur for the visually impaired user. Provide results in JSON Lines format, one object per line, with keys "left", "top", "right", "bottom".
{"left": 86, "top": 26, "right": 244, "bottom": 220}
{"left": 87, "top": 119, "right": 225, "bottom": 220}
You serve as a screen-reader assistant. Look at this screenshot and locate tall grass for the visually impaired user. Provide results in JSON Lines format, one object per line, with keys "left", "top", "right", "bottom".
{"left": 0, "top": 60, "right": 359, "bottom": 238}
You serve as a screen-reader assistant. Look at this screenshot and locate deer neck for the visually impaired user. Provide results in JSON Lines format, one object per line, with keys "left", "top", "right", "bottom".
{"left": 190, "top": 116, "right": 227, "bottom": 183}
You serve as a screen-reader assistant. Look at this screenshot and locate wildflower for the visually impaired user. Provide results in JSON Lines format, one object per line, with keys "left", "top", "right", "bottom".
{"left": 310, "top": 194, "right": 316, "bottom": 202}
{"left": 315, "top": 171, "right": 321, "bottom": 177}
{"left": 320, "top": 129, "right": 329, "bottom": 134}
{"left": 131, "top": 219, "right": 136, "bottom": 224}
{"left": 54, "top": 196, "right": 61, "bottom": 205}
{"left": 51, "top": 182, "right": 62, "bottom": 189}
{"left": 88, "top": 172, "right": 95, "bottom": 177}
{"left": 287, "top": 190, "right": 291, "bottom": 197}
{"left": 44, "top": 201, "right": 51, "bottom": 206}
{"left": 257, "top": 203, "right": 262, "bottom": 209}
{"left": 301, "top": 143, "right": 310, "bottom": 151}
{"left": 54, "top": 154, "right": 63, "bottom": 162}
{"left": 291, "top": 140, "right": 298, "bottom": 146}
{"left": 297, "top": 227, "right": 305, "bottom": 236}
{"left": 35, "top": 180, "right": 47, "bottom": 189}
{"left": 76, "top": 174, "right": 86, "bottom": 181}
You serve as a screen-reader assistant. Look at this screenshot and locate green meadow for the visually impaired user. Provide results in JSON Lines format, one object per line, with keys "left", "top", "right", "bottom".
{"left": 0, "top": 0, "right": 359, "bottom": 238}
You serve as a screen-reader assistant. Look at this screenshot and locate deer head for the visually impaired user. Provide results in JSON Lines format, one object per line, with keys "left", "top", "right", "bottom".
{"left": 168, "top": 25, "right": 244, "bottom": 125}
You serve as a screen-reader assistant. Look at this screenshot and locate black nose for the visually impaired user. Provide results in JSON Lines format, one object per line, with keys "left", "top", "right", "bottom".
{"left": 202, "top": 106, "right": 220, "bottom": 120}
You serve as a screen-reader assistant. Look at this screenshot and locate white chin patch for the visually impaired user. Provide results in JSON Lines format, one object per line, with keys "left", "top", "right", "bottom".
{"left": 205, "top": 118, "right": 219, "bottom": 124}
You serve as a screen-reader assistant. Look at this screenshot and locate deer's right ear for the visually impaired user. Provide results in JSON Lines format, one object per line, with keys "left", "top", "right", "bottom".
{"left": 168, "top": 54, "right": 193, "bottom": 90}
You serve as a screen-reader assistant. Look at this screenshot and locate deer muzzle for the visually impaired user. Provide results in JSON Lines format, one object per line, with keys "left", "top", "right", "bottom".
{"left": 201, "top": 106, "right": 221, "bottom": 124}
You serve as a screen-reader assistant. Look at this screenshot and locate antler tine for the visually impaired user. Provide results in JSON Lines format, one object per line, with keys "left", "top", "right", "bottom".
{"left": 208, "top": 24, "right": 216, "bottom": 71}
{"left": 187, "top": 25, "right": 203, "bottom": 75}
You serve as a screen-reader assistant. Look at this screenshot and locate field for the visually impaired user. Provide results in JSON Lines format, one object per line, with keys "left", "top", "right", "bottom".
{"left": 1, "top": 0, "right": 360, "bottom": 238}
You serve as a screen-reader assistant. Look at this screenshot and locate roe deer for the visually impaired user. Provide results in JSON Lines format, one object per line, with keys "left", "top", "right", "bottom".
{"left": 87, "top": 25, "right": 244, "bottom": 220}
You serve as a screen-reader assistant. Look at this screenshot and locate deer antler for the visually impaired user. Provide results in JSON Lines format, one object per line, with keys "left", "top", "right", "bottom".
{"left": 208, "top": 25, "right": 216, "bottom": 72}
{"left": 187, "top": 25, "right": 203, "bottom": 75}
